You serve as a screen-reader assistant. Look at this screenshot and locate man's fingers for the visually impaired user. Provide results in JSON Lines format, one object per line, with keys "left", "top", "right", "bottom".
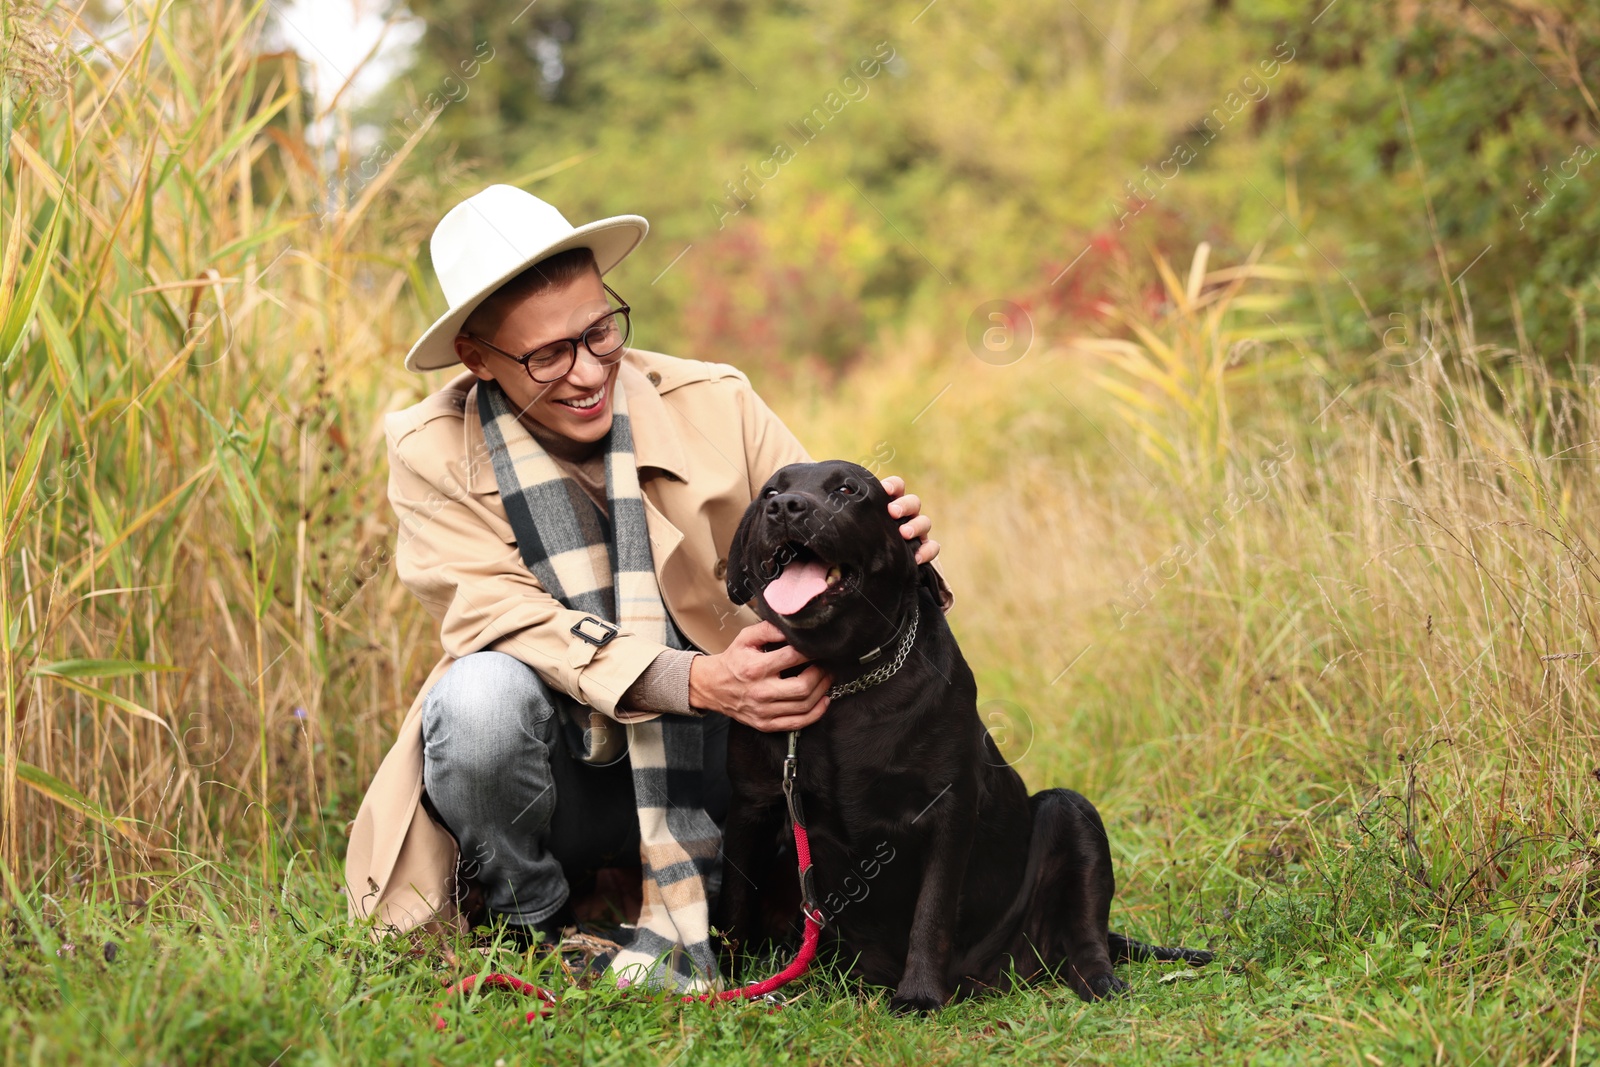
{"left": 739, "top": 620, "right": 787, "bottom": 647}
{"left": 898, "top": 514, "right": 931, "bottom": 540}
{"left": 759, "top": 642, "right": 810, "bottom": 674}
{"left": 795, "top": 696, "right": 831, "bottom": 727}
{"left": 763, "top": 664, "right": 829, "bottom": 701}
{"left": 765, "top": 668, "right": 829, "bottom": 713}
{"left": 757, "top": 697, "right": 831, "bottom": 732}
{"left": 880, "top": 475, "right": 905, "bottom": 499}
{"left": 801, "top": 665, "right": 831, "bottom": 704}
{"left": 914, "top": 538, "right": 941, "bottom": 565}
{"left": 889, "top": 492, "right": 920, "bottom": 520}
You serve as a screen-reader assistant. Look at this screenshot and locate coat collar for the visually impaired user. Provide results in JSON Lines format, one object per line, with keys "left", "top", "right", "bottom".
{"left": 460, "top": 355, "right": 690, "bottom": 492}
{"left": 616, "top": 359, "right": 690, "bottom": 482}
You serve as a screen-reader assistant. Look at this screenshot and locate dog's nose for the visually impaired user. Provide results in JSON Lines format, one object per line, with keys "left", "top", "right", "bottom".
{"left": 766, "top": 492, "right": 809, "bottom": 520}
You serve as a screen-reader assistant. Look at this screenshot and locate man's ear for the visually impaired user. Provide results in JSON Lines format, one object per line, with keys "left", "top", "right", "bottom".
{"left": 724, "top": 502, "right": 761, "bottom": 606}
{"left": 455, "top": 334, "right": 494, "bottom": 381}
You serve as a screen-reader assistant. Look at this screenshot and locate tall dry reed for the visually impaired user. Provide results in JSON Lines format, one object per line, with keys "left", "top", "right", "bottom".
{"left": 1, "top": 0, "right": 457, "bottom": 894}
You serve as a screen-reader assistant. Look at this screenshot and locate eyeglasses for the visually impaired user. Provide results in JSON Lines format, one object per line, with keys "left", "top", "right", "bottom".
{"left": 465, "top": 282, "right": 632, "bottom": 384}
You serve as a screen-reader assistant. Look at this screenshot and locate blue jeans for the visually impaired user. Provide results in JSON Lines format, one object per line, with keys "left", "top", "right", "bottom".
{"left": 420, "top": 651, "right": 729, "bottom": 927}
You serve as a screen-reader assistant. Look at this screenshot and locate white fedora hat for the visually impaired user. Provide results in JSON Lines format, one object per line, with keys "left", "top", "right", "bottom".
{"left": 404, "top": 184, "right": 649, "bottom": 372}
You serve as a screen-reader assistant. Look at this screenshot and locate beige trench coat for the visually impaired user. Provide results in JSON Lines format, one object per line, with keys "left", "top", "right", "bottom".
{"left": 345, "top": 348, "right": 827, "bottom": 934}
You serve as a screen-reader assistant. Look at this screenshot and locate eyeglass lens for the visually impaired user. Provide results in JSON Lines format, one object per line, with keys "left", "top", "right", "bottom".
{"left": 526, "top": 307, "right": 630, "bottom": 383}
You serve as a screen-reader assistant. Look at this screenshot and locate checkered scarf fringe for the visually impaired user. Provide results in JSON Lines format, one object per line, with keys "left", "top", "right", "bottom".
{"left": 477, "top": 377, "right": 721, "bottom": 992}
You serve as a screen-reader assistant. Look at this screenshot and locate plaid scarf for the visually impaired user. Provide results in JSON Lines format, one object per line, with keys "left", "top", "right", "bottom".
{"left": 476, "top": 375, "right": 721, "bottom": 991}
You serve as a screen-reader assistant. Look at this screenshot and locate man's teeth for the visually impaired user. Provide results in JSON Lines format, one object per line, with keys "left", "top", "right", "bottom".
{"left": 559, "top": 386, "right": 605, "bottom": 410}
{"left": 826, "top": 565, "right": 841, "bottom": 584}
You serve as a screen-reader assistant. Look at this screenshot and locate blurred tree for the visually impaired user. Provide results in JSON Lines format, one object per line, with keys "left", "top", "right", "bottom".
{"left": 374, "top": 0, "right": 1240, "bottom": 378}
{"left": 365, "top": 0, "right": 1597, "bottom": 376}
{"left": 1243, "top": 0, "right": 1599, "bottom": 361}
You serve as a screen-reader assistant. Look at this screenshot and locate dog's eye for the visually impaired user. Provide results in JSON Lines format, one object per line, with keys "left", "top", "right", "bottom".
{"left": 836, "top": 483, "right": 857, "bottom": 495}
{"left": 763, "top": 487, "right": 778, "bottom": 498}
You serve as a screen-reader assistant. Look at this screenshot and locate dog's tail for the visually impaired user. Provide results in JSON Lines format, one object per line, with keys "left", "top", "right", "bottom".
{"left": 1108, "top": 932, "right": 1213, "bottom": 967}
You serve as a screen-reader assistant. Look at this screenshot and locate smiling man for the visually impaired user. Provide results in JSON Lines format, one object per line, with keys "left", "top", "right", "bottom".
{"left": 344, "top": 185, "right": 945, "bottom": 988}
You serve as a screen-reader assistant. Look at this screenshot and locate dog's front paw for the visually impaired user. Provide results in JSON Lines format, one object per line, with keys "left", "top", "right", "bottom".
{"left": 889, "top": 983, "right": 949, "bottom": 1015}
{"left": 1068, "top": 965, "right": 1126, "bottom": 1002}
{"left": 1096, "top": 974, "right": 1130, "bottom": 999}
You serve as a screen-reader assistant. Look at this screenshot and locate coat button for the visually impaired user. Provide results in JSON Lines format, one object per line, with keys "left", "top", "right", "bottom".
{"left": 713, "top": 558, "right": 727, "bottom": 579}
{"left": 646, "top": 370, "right": 662, "bottom": 386}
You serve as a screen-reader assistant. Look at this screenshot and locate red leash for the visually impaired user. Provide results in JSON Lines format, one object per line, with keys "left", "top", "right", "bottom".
{"left": 692, "top": 810, "right": 825, "bottom": 1003}
{"left": 433, "top": 730, "right": 823, "bottom": 1029}
{"left": 432, "top": 973, "right": 555, "bottom": 1030}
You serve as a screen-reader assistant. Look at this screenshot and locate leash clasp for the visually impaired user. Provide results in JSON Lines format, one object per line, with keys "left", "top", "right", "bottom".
{"left": 781, "top": 729, "right": 800, "bottom": 806}
{"left": 781, "top": 731, "right": 805, "bottom": 828}
{"left": 780, "top": 730, "right": 825, "bottom": 926}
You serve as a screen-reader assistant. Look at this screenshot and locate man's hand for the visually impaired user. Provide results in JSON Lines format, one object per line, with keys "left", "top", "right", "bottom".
{"left": 883, "top": 475, "right": 939, "bottom": 565}
{"left": 689, "top": 621, "right": 832, "bottom": 731}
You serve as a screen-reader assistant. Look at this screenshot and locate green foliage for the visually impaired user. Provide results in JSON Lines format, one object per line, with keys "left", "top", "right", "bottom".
{"left": 1239, "top": 0, "right": 1600, "bottom": 360}
{"left": 1231, "top": 833, "right": 1431, "bottom": 963}
{"left": 378, "top": 0, "right": 1276, "bottom": 378}
{"left": 378, "top": 0, "right": 1599, "bottom": 378}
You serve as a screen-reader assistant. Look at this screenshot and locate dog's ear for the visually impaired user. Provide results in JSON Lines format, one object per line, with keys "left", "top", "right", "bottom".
{"left": 909, "top": 527, "right": 942, "bottom": 605}
{"left": 724, "top": 500, "right": 761, "bottom": 606}
{"left": 918, "top": 560, "right": 943, "bottom": 604}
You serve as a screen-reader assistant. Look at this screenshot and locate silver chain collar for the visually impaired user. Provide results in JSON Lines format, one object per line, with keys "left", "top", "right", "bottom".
{"left": 827, "top": 600, "right": 920, "bottom": 699}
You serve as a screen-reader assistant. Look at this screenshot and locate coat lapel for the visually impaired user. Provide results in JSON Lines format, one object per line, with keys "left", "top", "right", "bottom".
{"left": 616, "top": 361, "right": 689, "bottom": 482}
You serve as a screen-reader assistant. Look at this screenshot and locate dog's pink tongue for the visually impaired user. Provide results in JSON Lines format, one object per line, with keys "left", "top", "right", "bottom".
{"left": 763, "top": 559, "right": 829, "bottom": 615}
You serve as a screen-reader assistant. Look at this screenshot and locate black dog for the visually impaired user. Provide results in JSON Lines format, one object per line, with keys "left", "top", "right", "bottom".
{"left": 716, "top": 460, "right": 1210, "bottom": 1012}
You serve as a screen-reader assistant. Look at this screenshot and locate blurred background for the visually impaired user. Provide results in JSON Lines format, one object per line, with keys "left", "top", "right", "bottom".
{"left": 292, "top": 0, "right": 1600, "bottom": 374}
{"left": 1, "top": 3, "right": 1598, "bottom": 1055}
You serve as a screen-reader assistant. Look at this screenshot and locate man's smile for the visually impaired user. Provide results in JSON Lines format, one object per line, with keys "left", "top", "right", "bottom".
{"left": 551, "top": 381, "right": 609, "bottom": 418}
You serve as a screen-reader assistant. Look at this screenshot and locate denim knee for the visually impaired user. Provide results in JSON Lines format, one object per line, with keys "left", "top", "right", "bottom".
{"left": 421, "top": 650, "right": 556, "bottom": 770}
{"left": 421, "top": 651, "right": 569, "bottom": 924}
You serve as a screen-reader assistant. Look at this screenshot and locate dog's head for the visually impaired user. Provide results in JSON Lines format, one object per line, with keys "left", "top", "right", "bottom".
{"left": 726, "top": 460, "right": 933, "bottom": 662}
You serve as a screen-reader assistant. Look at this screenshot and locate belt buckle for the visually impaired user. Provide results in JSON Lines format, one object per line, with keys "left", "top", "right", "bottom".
{"left": 570, "top": 617, "right": 619, "bottom": 647}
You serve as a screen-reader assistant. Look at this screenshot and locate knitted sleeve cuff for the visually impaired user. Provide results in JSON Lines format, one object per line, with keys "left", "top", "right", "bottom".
{"left": 618, "top": 648, "right": 702, "bottom": 716}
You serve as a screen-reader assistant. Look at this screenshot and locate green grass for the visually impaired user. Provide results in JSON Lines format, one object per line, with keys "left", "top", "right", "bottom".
{"left": 6, "top": 250, "right": 1597, "bottom": 1064}
{"left": 6, "top": 808, "right": 1594, "bottom": 1066}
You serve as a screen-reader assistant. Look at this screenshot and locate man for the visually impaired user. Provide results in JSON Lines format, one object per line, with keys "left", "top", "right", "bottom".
{"left": 343, "top": 185, "right": 943, "bottom": 985}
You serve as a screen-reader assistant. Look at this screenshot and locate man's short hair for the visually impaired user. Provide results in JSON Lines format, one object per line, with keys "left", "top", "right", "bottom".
{"left": 462, "top": 246, "right": 599, "bottom": 339}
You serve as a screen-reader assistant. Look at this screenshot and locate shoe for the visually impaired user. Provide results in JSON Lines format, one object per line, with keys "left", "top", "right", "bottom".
{"left": 494, "top": 902, "right": 575, "bottom": 951}
{"left": 575, "top": 918, "right": 629, "bottom": 943}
